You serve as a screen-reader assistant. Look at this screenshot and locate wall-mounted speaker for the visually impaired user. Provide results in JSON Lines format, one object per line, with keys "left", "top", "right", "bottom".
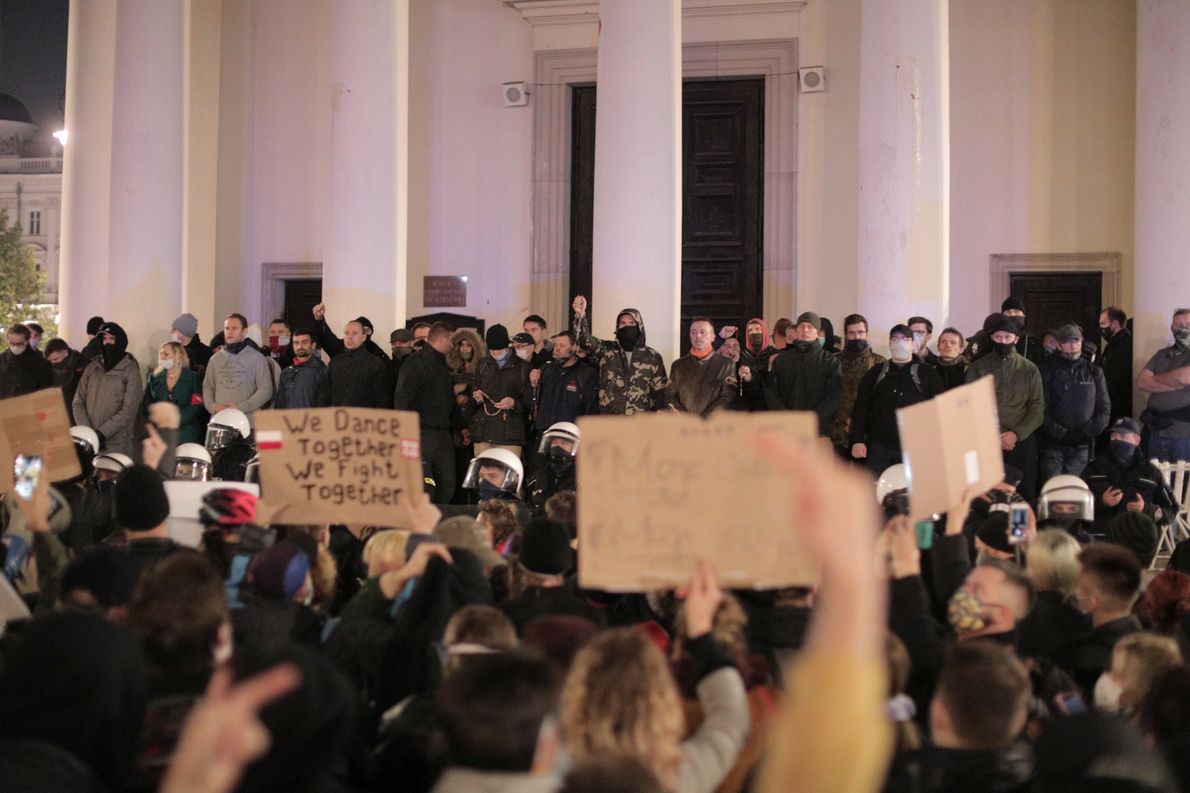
{"left": 799, "top": 66, "right": 825, "bottom": 93}
{"left": 503, "top": 81, "right": 530, "bottom": 107}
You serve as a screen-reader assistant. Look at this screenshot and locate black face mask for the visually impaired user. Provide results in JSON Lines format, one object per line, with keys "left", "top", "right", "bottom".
{"left": 1012, "top": 316, "right": 1027, "bottom": 332}
{"left": 844, "top": 339, "right": 869, "bottom": 354}
{"left": 615, "top": 325, "right": 641, "bottom": 350}
{"left": 747, "top": 333, "right": 764, "bottom": 349}
{"left": 1101, "top": 327, "right": 1115, "bottom": 342}
{"left": 549, "top": 448, "right": 575, "bottom": 477}
{"left": 1110, "top": 439, "right": 1137, "bottom": 467}
{"left": 792, "top": 339, "right": 815, "bottom": 352}
{"left": 393, "top": 348, "right": 411, "bottom": 359}
{"left": 994, "top": 342, "right": 1016, "bottom": 357}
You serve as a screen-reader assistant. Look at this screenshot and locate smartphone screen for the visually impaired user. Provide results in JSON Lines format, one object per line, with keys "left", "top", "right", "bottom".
{"left": 13, "top": 455, "right": 42, "bottom": 501}
{"left": 915, "top": 520, "right": 935, "bottom": 550}
{"left": 1009, "top": 503, "right": 1029, "bottom": 542}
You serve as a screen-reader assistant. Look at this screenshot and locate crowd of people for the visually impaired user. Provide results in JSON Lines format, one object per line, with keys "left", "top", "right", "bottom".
{"left": 1, "top": 294, "right": 1190, "bottom": 793}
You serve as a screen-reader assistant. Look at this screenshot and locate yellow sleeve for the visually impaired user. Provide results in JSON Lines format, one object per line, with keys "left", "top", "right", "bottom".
{"left": 756, "top": 651, "right": 892, "bottom": 793}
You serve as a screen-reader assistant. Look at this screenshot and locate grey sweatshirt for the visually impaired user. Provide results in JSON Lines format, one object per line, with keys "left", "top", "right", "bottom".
{"left": 202, "top": 346, "right": 275, "bottom": 424}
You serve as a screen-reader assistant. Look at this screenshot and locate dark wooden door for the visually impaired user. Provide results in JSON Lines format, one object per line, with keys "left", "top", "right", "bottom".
{"left": 1007, "top": 272, "right": 1103, "bottom": 349}
{"left": 284, "top": 278, "right": 323, "bottom": 331}
{"left": 569, "top": 79, "right": 765, "bottom": 349}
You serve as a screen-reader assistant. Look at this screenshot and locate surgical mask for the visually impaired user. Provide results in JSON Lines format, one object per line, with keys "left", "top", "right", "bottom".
{"left": 478, "top": 481, "right": 502, "bottom": 501}
{"left": 460, "top": 349, "right": 473, "bottom": 361}
{"left": 8, "top": 343, "right": 27, "bottom": 356}
{"left": 844, "top": 339, "right": 869, "bottom": 354}
{"left": 515, "top": 347, "right": 533, "bottom": 362}
{"left": 747, "top": 332, "right": 764, "bottom": 349}
{"left": 817, "top": 337, "right": 826, "bottom": 348}
{"left": 1174, "top": 327, "right": 1190, "bottom": 347}
{"left": 912, "top": 331, "right": 927, "bottom": 351}
{"left": 278, "top": 336, "right": 290, "bottom": 347}
{"left": 30, "top": 338, "right": 40, "bottom": 351}
{"left": 889, "top": 339, "right": 914, "bottom": 362}
{"left": 491, "top": 348, "right": 510, "bottom": 362}
{"left": 160, "top": 359, "right": 176, "bottom": 370}
{"left": 1094, "top": 673, "right": 1123, "bottom": 712}
{"left": 947, "top": 588, "right": 988, "bottom": 635}
{"left": 1110, "top": 439, "right": 1137, "bottom": 467}
{"left": 615, "top": 325, "right": 641, "bottom": 350}
{"left": 171, "top": 330, "right": 185, "bottom": 343}
{"left": 994, "top": 341, "right": 1016, "bottom": 357}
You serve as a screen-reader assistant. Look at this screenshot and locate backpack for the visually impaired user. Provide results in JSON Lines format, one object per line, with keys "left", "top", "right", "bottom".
{"left": 874, "top": 361, "right": 924, "bottom": 394}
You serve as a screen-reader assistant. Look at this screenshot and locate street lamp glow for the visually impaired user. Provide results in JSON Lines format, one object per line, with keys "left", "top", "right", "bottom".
{"left": 52, "top": 130, "right": 68, "bottom": 146}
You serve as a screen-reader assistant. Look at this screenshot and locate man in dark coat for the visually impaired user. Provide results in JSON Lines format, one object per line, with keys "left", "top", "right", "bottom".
{"left": 764, "top": 311, "right": 842, "bottom": 436}
{"left": 1096, "top": 306, "right": 1132, "bottom": 451}
{"left": 0, "top": 322, "right": 54, "bottom": 399}
{"left": 737, "top": 317, "right": 776, "bottom": 412}
{"left": 572, "top": 295, "right": 668, "bottom": 415}
{"left": 274, "top": 328, "right": 326, "bottom": 409}
{"left": 665, "top": 317, "right": 737, "bottom": 416}
{"left": 316, "top": 320, "right": 392, "bottom": 408}
{"left": 531, "top": 330, "right": 597, "bottom": 430}
{"left": 1038, "top": 323, "right": 1111, "bottom": 479}
{"left": 469, "top": 324, "right": 529, "bottom": 455}
{"left": 395, "top": 322, "right": 466, "bottom": 503}
{"left": 309, "top": 303, "right": 390, "bottom": 362}
{"left": 1081, "top": 417, "right": 1177, "bottom": 535}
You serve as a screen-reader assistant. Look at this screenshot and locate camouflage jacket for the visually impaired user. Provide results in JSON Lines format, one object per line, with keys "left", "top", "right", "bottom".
{"left": 575, "top": 312, "right": 668, "bottom": 414}
{"left": 832, "top": 347, "right": 886, "bottom": 446}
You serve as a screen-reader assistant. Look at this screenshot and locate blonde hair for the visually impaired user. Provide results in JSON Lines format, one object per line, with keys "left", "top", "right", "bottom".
{"left": 561, "top": 629, "right": 683, "bottom": 787}
{"left": 155, "top": 341, "right": 190, "bottom": 376}
{"left": 1113, "top": 633, "right": 1182, "bottom": 711}
{"left": 673, "top": 593, "right": 747, "bottom": 659}
{"left": 362, "top": 529, "right": 410, "bottom": 577}
{"left": 1027, "top": 528, "right": 1081, "bottom": 596}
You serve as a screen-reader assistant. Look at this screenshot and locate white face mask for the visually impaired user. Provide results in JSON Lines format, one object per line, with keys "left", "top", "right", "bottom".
{"left": 160, "top": 358, "right": 176, "bottom": 370}
{"left": 278, "top": 336, "right": 291, "bottom": 347}
{"left": 1094, "top": 672, "right": 1122, "bottom": 712}
{"left": 30, "top": 338, "right": 40, "bottom": 351}
{"left": 171, "top": 330, "right": 185, "bottom": 344}
{"left": 890, "top": 339, "right": 914, "bottom": 362}
{"left": 515, "top": 347, "right": 533, "bottom": 361}
{"left": 8, "top": 343, "right": 27, "bottom": 356}
{"left": 912, "top": 331, "right": 927, "bottom": 351}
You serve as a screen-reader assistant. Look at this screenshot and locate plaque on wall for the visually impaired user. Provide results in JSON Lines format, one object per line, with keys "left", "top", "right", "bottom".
{"left": 424, "top": 276, "right": 468, "bottom": 307}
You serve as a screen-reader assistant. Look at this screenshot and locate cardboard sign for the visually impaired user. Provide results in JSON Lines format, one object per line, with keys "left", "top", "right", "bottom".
{"left": 896, "top": 376, "right": 1005, "bottom": 520}
{"left": 0, "top": 388, "right": 81, "bottom": 493}
{"left": 577, "top": 411, "right": 818, "bottom": 591}
{"left": 254, "top": 408, "right": 422, "bottom": 527}
{"left": 164, "top": 480, "right": 261, "bottom": 547}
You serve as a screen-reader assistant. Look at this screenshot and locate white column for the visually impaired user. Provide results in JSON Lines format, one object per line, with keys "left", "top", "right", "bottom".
{"left": 58, "top": 0, "right": 117, "bottom": 346}
{"left": 107, "top": 0, "right": 186, "bottom": 367}
{"left": 857, "top": 0, "right": 949, "bottom": 346}
{"left": 1134, "top": 0, "right": 1190, "bottom": 381}
{"left": 591, "top": 0, "right": 682, "bottom": 364}
{"left": 325, "top": 0, "right": 408, "bottom": 336}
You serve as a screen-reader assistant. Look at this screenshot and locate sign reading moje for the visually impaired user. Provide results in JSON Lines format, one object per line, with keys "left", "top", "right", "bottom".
{"left": 577, "top": 411, "right": 818, "bottom": 592}
{"left": 255, "top": 408, "right": 422, "bottom": 526}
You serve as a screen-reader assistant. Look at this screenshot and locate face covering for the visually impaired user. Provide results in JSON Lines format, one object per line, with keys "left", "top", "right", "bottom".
{"left": 747, "top": 332, "right": 764, "bottom": 350}
{"left": 491, "top": 348, "right": 510, "bottom": 362}
{"left": 160, "top": 359, "right": 176, "bottom": 370}
{"left": 1094, "top": 672, "right": 1123, "bottom": 712}
{"left": 844, "top": 339, "right": 869, "bottom": 354}
{"left": 102, "top": 344, "right": 123, "bottom": 369}
{"left": 30, "top": 338, "right": 40, "bottom": 351}
{"left": 515, "top": 347, "right": 533, "bottom": 362}
{"left": 278, "top": 336, "right": 290, "bottom": 347}
{"left": 994, "top": 341, "right": 1016, "bottom": 357}
{"left": 792, "top": 339, "right": 815, "bottom": 352}
{"left": 947, "top": 588, "right": 989, "bottom": 635}
{"left": 615, "top": 325, "right": 641, "bottom": 350}
{"left": 225, "top": 340, "right": 248, "bottom": 354}
{"left": 478, "top": 480, "right": 502, "bottom": 501}
{"left": 889, "top": 339, "right": 914, "bottom": 362}
{"left": 912, "top": 331, "right": 927, "bottom": 351}
{"left": 1012, "top": 316, "right": 1027, "bottom": 332}
{"left": 1101, "top": 327, "right": 1115, "bottom": 342}
{"left": 460, "top": 349, "right": 473, "bottom": 361}
{"left": 816, "top": 337, "right": 826, "bottom": 348}
{"left": 171, "top": 330, "right": 185, "bottom": 344}
{"left": 1174, "top": 327, "right": 1190, "bottom": 347}
{"left": 8, "top": 343, "right": 26, "bottom": 356}
{"left": 549, "top": 448, "right": 575, "bottom": 477}
{"left": 1110, "top": 439, "right": 1137, "bottom": 467}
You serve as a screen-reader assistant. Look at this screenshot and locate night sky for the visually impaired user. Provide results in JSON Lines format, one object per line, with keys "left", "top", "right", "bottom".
{"left": 0, "top": 0, "right": 69, "bottom": 156}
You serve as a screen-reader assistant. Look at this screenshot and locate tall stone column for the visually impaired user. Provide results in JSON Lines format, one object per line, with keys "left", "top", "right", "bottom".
{"left": 58, "top": 0, "right": 117, "bottom": 346}
{"left": 857, "top": 0, "right": 950, "bottom": 346}
{"left": 105, "top": 0, "right": 186, "bottom": 367}
{"left": 591, "top": 0, "right": 682, "bottom": 364}
{"left": 1134, "top": 0, "right": 1190, "bottom": 382}
{"left": 325, "top": 0, "right": 408, "bottom": 337}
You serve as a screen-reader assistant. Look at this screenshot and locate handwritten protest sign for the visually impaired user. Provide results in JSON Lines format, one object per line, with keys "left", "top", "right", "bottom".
{"left": 896, "top": 375, "right": 1005, "bottom": 520}
{"left": 0, "top": 388, "right": 80, "bottom": 493}
{"left": 577, "top": 411, "right": 818, "bottom": 591}
{"left": 255, "top": 408, "right": 422, "bottom": 526}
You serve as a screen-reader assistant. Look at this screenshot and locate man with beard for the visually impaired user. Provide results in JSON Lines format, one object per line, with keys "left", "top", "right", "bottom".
{"left": 666, "top": 318, "right": 737, "bottom": 415}
{"left": 764, "top": 311, "right": 842, "bottom": 437}
{"left": 1038, "top": 323, "right": 1110, "bottom": 479}
{"left": 832, "top": 314, "right": 885, "bottom": 451}
{"left": 73, "top": 322, "right": 145, "bottom": 456}
{"left": 1138, "top": 308, "right": 1190, "bottom": 462}
{"left": 532, "top": 330, "right": 597, "bottom": 430}
{"left": 274, "top": 329, "right": 326, "bottom": 409}
{"left": 0, "top": 322, "right": 54, "bottom": 399}
{"left": 572, "top": 294, "right": 668, "bottom": 415}
{"left": 967, "top": 313, "right": 1045, "bottom": 501}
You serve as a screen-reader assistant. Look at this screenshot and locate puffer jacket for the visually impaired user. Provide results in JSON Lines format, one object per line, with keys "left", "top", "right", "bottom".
{"left": 74, "top": 354, "right": 145, "bottom": 456}
{"left": 764, "top": 341, "right": 842, "bottom": 436}
{"left": 575, "top": 308, "right": 668, "bottom": 415}
{"left": 1039, "top": 354, "right": 1110, "bottom": 447}
{"left": 470, "top": 352, "right": 529, "bottom": 445}
{"left": 832, "top": 345, "right": 886, "bottom": 446}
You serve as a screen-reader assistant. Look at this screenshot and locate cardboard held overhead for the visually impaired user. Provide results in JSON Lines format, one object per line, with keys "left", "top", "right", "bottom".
{"left": 896, "top": 375, "right": 1005, "bottom": 520}
{"left": 577, "top": 410, "right": 818, "bottom": 591}
{"left": 254, "top": 407, "right": 423, "bottom": 527}
{"left": 0, "top": 388, "right": 81, "bottom": 493}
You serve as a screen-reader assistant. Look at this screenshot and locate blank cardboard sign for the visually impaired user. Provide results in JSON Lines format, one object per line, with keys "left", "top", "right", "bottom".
{"left": 254, "top": 408, "right": 422, "bottom": 526}
{"left": 0, "top": 388, "right": 80, "bottom": 493}
{"left": 896, "top": 376, "right": 1005, "bottom": 520}
{"left": 577, "top": 411, "right": 818, "bottom": 591}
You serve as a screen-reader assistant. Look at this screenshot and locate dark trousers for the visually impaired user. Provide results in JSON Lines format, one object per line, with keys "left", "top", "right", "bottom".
{"left": 422, "top": 429, "right": 456, "bottom": 505}
{"left": 863, "top": 443, "right": 903, "bottom": 478}
{"left": 1004, "top": 432, "right": 1039, "bottom": 503}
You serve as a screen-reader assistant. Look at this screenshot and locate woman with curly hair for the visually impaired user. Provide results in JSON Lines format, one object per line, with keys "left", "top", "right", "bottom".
{"left": 560, "top": 563, "right": 749, "bottom": 793}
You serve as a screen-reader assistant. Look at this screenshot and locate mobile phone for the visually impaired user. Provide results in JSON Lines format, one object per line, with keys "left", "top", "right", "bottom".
{"left": 1053, "top": 690, "right": 1086, "bottom": 716}
{"left": 13, "top": 455, "right": 42, "bottom": 501}
{"left": 915, "top": 520, "right": 935, "bottom": 551}
{"left": 1009, "top": 502, "right": 1029, "bottom": 544}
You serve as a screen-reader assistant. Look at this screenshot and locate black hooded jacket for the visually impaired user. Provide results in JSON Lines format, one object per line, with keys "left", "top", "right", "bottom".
{"left": 0, "top": 345, "right": 54, "bottom": 400}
